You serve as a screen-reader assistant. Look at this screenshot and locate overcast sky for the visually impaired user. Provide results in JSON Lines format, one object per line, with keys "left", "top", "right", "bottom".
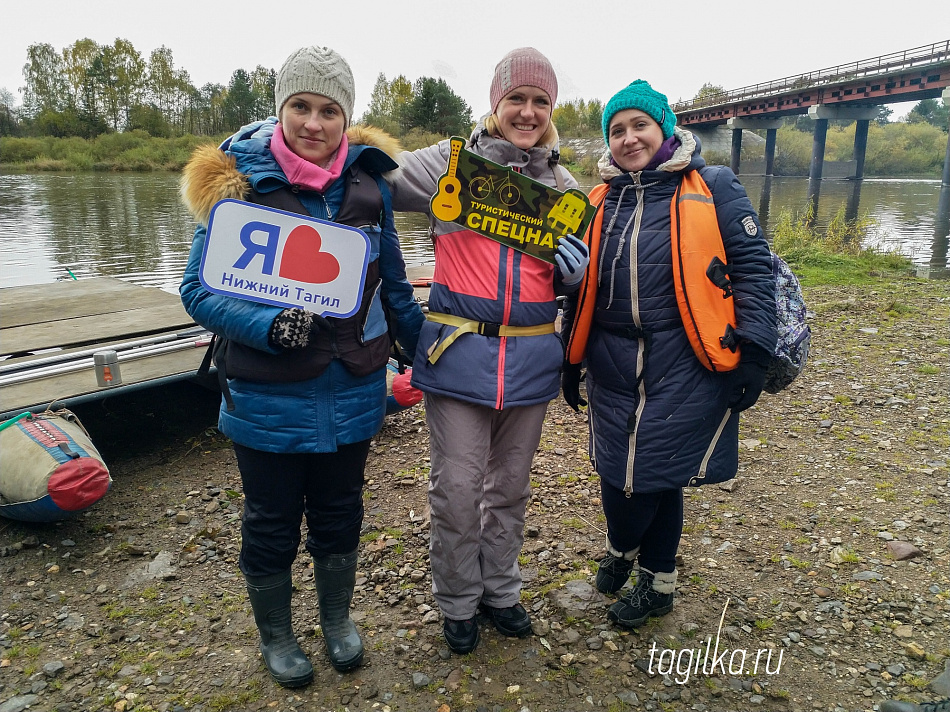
{"left": 3, "top": 0, "right": 947, "bottom": 121}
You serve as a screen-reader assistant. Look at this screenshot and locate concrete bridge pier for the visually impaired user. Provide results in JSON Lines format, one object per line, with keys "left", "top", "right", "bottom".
{"left": 942, "top": 88, "right": 950, "bottom": 187}
{"left": 930, "top": 184, "right": 950, "bottom": 277}
{"left": 731, "top": 128, "right": 742, "bottom": 173}
{"left": 809, "top": 115, "right": 828, "bottom": 187}
{"left": 765, "top": 129, "right": 778, "bottom": 176}
{"left": 853, "top": 119, "right": 870, "bottom": 180}
{"left": 806, "top": 105, "right": 878, "bottom": 182}
{"left": 726, "top": 118, "right": 783, "bottom": 175}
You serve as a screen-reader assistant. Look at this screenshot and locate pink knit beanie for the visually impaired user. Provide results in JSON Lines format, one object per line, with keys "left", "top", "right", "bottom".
{"left": 489, "top": 47, "right": 558, "bottom": 113}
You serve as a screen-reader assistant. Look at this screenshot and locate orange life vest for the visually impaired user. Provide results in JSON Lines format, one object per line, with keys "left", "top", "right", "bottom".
{"left": 564, "top": 183, "right": 608, "bottom": 366}
{"left": 566, "top": 171, "right": 740, "bottom": 372}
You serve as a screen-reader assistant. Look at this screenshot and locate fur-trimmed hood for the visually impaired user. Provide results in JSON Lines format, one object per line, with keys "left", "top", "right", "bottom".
{"left": 180, "top": 123, "right": 402, "bottom": 225}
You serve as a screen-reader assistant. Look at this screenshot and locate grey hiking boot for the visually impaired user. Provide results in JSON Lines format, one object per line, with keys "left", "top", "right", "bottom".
{"left": 607, "top": 568, "right": 676, "bottom": 629}
{"left": 595, "top": 553, "right": 635, "bottom": 594}
{"left": 880, "top": 700, "right": 950, "bottom": 712}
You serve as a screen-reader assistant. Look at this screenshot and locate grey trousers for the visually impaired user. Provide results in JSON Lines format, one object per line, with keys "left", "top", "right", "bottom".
{"left": 425, "top": 393, "right": 548, "bottom": 620}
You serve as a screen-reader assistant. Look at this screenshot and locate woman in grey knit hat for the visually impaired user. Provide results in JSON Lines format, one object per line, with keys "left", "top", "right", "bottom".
{"left": 179, "top": 45, "right": 422, "bottom": 687}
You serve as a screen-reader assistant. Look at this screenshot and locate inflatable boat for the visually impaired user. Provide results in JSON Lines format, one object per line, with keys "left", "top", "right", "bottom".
{"left": 0, "top": 410, "right": 112, "bottom": 522}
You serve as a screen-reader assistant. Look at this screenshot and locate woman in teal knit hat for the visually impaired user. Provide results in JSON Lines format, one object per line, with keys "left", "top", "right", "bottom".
{"left": 561, "top": 80, "right": 777, "bottom": 628}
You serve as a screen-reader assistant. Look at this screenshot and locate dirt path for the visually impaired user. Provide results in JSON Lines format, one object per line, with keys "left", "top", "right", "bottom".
{"left": 1, "top": 279, "right": 948, "bottom": 712}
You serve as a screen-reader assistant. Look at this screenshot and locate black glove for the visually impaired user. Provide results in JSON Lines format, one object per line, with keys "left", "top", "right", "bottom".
{"left": 268, "top": 309, "right": 329, "bottom": 350}
{"left": 728, "top": 343, "right": 771, "bottom": 412}
{"left": 562, "top": 361, "right": 587, "bottom": 412}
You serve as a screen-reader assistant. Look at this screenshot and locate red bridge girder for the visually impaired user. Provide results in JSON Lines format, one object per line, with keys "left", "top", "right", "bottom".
{"left": 674, "top": 41, "right": 950, "bottom": 127}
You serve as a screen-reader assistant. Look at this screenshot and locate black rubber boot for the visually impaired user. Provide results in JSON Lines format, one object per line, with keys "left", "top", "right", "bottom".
{"left": 245, "top": 571, "right": 313, "bottom": 688}
{"left": 313, "top": 551, "right": 364, "bottom": 672}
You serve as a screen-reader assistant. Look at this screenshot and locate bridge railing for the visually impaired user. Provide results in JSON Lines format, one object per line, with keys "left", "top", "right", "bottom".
{"left": 672, "top": 39, "right": 950, "bottom": 113}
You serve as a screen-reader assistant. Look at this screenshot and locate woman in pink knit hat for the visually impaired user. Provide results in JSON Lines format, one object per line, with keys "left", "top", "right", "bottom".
{"left": 389, "top": 47, "right": 589, "bottom": 655}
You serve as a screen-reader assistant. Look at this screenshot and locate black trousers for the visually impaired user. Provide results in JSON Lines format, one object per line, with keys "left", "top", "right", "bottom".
{"left": 601, "top": 480, "right": 683, "bottom": 574}
{"left": 233, "top": 440, "right": 370, "bottom": 577}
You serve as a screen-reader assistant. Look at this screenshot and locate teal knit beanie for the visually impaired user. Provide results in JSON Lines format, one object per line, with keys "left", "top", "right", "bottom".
{"left": 602, "top": 80, "right": 677, "bottom": 143}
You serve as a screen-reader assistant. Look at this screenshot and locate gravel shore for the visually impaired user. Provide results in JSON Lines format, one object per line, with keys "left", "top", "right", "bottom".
{"left": 1, "top": 279, "right": 948, "bottom": 712}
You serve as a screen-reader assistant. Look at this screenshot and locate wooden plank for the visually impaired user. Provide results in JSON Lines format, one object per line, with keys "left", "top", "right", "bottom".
{"left": 2, "top": 304, "right": 197, "bottom": 356}
{"left": 0, "top": 347, "right": 209, "bottom": 415}
{"left": 0, "top": 278, "right": 212, "bottom": 417}
{"left": 1, "top": 278, "right": 163, "bottom": 327}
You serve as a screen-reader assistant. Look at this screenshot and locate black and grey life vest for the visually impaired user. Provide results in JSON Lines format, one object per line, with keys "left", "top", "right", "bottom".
{"left": 209, "top": 164, "right": 392, "bottom": 393}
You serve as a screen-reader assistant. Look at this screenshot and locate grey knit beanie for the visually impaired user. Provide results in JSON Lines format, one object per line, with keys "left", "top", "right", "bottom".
{"left": 274, "top": 46, "right": 355, "bottom": 127}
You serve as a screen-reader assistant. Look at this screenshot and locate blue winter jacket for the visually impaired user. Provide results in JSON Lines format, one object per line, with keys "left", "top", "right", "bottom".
{"left": 179, "top": 126, "right": 423, "bottom": 453}
{"left": 563, "top": 129, "right": 777, "bottom": 494}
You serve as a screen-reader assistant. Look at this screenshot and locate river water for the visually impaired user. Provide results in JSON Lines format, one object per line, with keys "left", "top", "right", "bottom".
{"left": 1, "top": 170, "right": 948, "bottom": 292}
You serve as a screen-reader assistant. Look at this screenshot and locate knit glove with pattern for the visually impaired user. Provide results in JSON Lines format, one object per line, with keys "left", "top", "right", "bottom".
{"left": 268, "top": 309, "right": 330, "bottom": 350}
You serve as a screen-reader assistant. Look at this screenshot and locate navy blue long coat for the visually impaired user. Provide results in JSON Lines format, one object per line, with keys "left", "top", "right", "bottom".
{"left": 563, "top": 130, "right": 777, "bottom": 494}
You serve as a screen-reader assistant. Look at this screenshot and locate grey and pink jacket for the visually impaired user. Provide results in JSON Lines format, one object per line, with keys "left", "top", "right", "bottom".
{"left": 390, "top": 119, "right": 578, "bottom": 409}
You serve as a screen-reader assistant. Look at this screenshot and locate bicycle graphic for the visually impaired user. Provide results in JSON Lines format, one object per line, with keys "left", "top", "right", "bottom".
{"left": 468, "top": 173, "right": 521, "bottom": 206}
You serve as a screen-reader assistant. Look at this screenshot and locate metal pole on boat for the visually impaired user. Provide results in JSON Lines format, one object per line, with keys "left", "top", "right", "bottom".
{"left": 0, "top": 327, "right": 211, "bottom": 375}
{"left": 0, "top": 335, "right": 213, "bottom": 387}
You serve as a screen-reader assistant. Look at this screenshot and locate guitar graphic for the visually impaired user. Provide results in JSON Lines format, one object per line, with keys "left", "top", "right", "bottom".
{"left": 430, "top": 137, "right": 464, "bottom": 222}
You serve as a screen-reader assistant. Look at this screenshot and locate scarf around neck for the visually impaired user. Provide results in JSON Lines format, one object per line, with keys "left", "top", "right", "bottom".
{"left": 609, "top": 135, "right": 681, "bottom": 173}
{"left": 270, "top": 124, "right": 348, "bottom": 193}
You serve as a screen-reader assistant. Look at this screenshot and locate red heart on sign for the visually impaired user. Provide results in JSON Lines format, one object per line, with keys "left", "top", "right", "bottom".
{"left": 278, "top": 225, "right": 341, "bottom": 284}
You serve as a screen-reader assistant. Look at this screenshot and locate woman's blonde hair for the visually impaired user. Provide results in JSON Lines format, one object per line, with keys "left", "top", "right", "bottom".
{"left": 484, "top": 113, "right": 559, "bottom": 150}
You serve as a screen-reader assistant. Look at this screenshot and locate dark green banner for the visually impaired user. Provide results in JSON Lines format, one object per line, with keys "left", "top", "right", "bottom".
{"left": 430, "top": 137, "right": 595, "bottom": 264}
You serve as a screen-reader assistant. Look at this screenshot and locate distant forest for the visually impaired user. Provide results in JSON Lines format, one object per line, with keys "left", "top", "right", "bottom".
{"left": 1, "top": 39, "right": 947, "bottom": 176}
{"left": 0, "top": 38, "right": 615, "bottom": 152}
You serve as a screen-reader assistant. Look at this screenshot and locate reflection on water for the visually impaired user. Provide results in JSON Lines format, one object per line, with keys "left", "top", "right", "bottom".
{"left": 733, "top": 174, "right": 950, "bottom": 275}
{"left": 930, "top": 186, "right": 950, "bottom": 278}
{"left": 1, "top": 170, "right": 948, "bottom": 292}
{"left": 391, "top": 212, "right": 434, "bottom": 270}
{"left": 0, "top": 172, "right": 437, "bottom": 293}
{"left": 1, "top": 173, "right": 196, "bottom": 291}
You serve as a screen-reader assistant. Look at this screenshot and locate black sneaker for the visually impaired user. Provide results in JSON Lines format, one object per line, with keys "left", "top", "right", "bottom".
{"left": 443, "top": 616, "right": 479, "bottom": 654}
{"left": 479, "top": 602, "right": 532, "bottom": 637}
{"left": 607, "top": 570, "right": 674, "bottom": 629}
{"left": 595, "top": 553, "right": 634, "bottom": 594}
{"left": 880, "top": 700, "right": 950, "bottom": 712}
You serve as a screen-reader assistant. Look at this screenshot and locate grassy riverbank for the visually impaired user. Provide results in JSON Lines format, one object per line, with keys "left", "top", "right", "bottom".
{"left": 772, "top": 208, "right": 916, "bottom": 285}
{"left": 4, "top": 129, "right": 946, "bottom": 181}
{"left": 0, "top": 132, "right": 223, "bottom": 172}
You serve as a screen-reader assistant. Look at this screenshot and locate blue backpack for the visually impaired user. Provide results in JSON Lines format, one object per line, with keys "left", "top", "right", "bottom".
{"left": 764, "top": 253, "right": 811, "bottom": 394}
